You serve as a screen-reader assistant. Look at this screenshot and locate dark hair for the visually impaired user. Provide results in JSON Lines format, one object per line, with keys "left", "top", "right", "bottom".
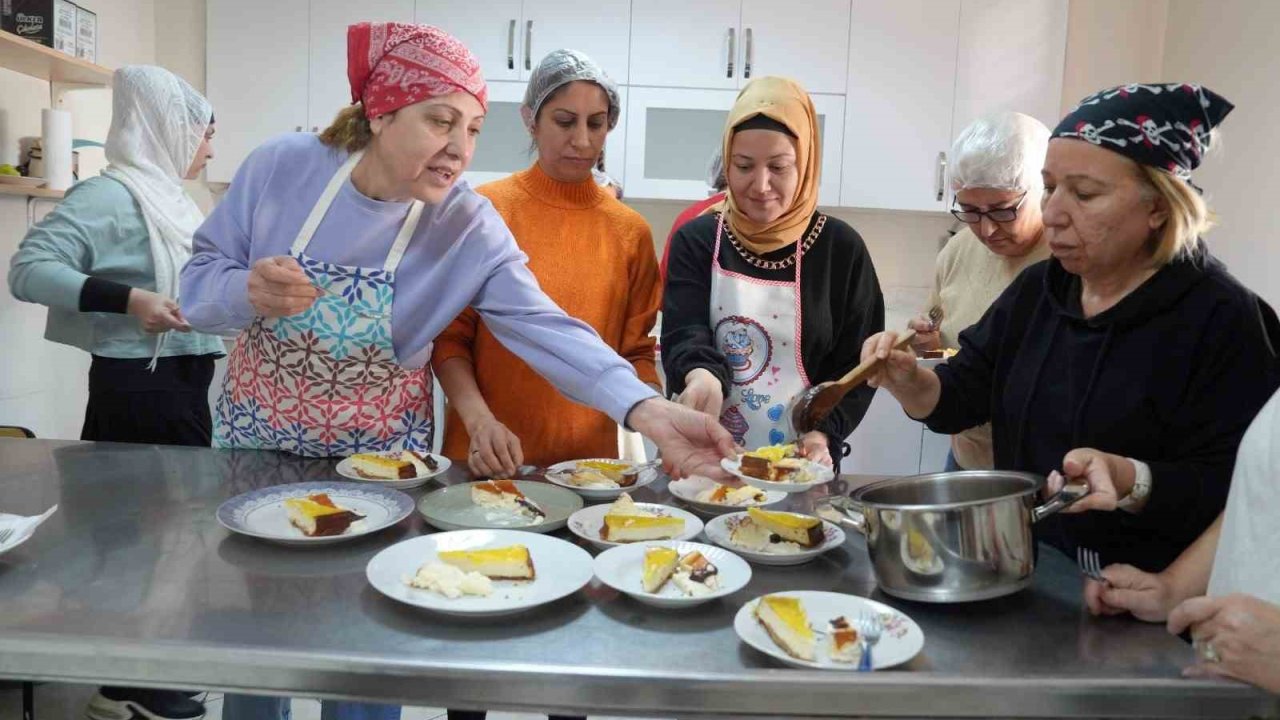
{"left": 733, "top": 113, "right": 797, "bottom": 138}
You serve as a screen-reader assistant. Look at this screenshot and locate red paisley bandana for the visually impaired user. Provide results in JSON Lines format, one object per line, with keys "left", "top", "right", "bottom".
{"left": 347, "top": 22, "right": 488, "bottom": 119}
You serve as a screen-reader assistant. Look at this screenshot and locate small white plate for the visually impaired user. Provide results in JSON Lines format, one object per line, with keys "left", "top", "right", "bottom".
{"left": 703, "top": 512, "right": 845, "bottom": 566}
{"left": 417, "top": 481, "right": 583, "bottom": 533}
{"left": 567, "top": 502, "right": 703, "bottom": 551}
{"left": 735, "top": 591, "right": 925, "bottom": 670}
{"left": 668, "top": 476, "right": 787, "bottom": 516}
{"left": 593, "top": 540, "right": 751, "bottom": 608}
{"left": 216, "top": 482, "right": 414, "bottom": 546}
{"left": 544, "top": 458, "right": 657, "bottom": 500}
{"left": 336, "top": 451, "right": 451, "bottom": 490}
{"left": 366, "top": 529, "right": 593, "bottom": 617}
{"left": 720, "top": 457, "right": 835, "bottom": 493}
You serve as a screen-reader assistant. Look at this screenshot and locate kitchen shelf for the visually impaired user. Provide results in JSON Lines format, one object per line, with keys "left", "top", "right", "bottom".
{"left": 0, "top": 30, "right": 111, "bottom": 85}
{"left": 0, "top": 184, "right": 64, "bottom": 200}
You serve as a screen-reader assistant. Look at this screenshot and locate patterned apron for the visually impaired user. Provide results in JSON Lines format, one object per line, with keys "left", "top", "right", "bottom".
{"left": 214, "top": 151, "right": 434, "bottom": 457}
{"left": 708, "top": 213, "right": 809, "bottom": 448}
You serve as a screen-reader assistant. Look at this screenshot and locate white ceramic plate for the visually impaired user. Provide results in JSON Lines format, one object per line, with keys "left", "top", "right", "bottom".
{"left": 593, "top": 540, "right": 751, "bottom": 608}
{"left": 720, "top": 457, "right": 835, "bottom": 493}
{"left": 216, "top": 482, "right": 414, "bottom": 546}
{"left": 336, "top": 451, "right": 451, "bottom": 490}
{"left": 667, "top": 476, "right": 787, "bottom": 516}
{"left": 417, "top": 481, "right": 583, "bottom": 533}
{"left": 703, "top": 512, "right": 845, "bottom": 566}
{"left": 567, "top": 502, "right": 703, "bottom": 551}
{"left": 544, "top": 458, "right": 657, "bottom": 499}
{"left": 366, "top": 529, "right": 593, "bottom": 617}
{"left": 735, "top": 590, "right": 925, "bottom": 670}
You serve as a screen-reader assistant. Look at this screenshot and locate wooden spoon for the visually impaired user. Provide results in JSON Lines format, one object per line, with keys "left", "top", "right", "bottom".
{"left": 790, "top": 329, "right": 917, "bottom": 434}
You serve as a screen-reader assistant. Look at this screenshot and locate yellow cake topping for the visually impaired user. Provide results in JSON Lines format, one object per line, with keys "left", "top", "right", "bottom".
{"left": 642, "top": 547, "right": 679, "bottom": 593}
{"left": 748, "top": 507, "right": 821, "bottom": 529}
{"left": 437, "top": 544, "right": 535, "bottom": 580}
{"left": 760, "top": 595, "right": 813, "bottom": 639}
{"left": 577, "top": 459, "right": 631, "bottom": 480}
{"left": 283, "top": 496, "right": 347, "bottom": 518}
{"left": 745, "top": 444, "right": 796, "bottom": 463}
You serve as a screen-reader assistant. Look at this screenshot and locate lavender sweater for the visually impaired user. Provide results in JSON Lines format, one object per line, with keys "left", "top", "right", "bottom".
{"left": 180, "top": 133, "right": 655, "bottom": 424}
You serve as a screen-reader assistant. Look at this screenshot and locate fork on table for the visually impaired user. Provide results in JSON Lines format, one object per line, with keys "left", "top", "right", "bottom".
{"left": 857, "top": 610, "right": 884, "bottom": 672}
{"left": 1077, "top": 546, "right": 1110, "bottom": 587}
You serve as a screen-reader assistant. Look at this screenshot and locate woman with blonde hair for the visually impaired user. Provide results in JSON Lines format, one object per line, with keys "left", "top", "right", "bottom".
{"left": 860, "top": 84, "right": 1280, "bottom": 573}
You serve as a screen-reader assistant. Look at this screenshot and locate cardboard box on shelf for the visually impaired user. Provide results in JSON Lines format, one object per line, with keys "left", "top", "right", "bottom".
{"left": 73, "top": 2, "right": 93, "bottom": 63}
{"left": 1, "top": 0, "right": 78, "bottom": 56}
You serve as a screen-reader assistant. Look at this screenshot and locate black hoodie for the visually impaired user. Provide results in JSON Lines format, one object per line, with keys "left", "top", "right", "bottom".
{"left": 926, "top": 248, "right": 1280, "bottom": 572}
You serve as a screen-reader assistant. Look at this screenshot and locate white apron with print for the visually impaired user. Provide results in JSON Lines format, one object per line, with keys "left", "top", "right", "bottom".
{"left": 214, "top": 150, "right": 434, "bottom": 457}
{"left": 708, "top": 213, "right": 808, "bottom": 448}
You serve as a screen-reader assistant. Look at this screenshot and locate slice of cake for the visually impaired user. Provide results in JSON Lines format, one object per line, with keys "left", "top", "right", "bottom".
{"left": 438, "top": 544, "right": 536, "bottom": 580}
{"left": 827, "top": 616, "right": 860, "bottom": 663}
{"left": 471, "top": 479, "right": 546, "bottom": 522}
{"left": 671, "top": 550, "right": 720, "bottom": 597}
{"left": 283, "top": 493, "right": 364, "bottom": 537}
{"left": 739, "top": 444, "right": 800, "bottom": 481}
{"left": 747, "top": 507, "right": 824, "bottom": 548}
{"left": 641, "top": 546, "right": 679, "bottom": 593}
{"left": 755, "top": 595, "right": 816, "bottom": 661}
{"left": 350, "top": 453, "right": 415, "bottom": 480}
{"left": 406, "top": 562, "right": 493, "bottom": 598}
{"left": 600, "top": 493, "right": 684, "bottom": 542}
{"left": 697, "top": 484, "right": 768, "bottom": 505}
{"left": 577, "top": 459, "right": 633, "bottom": 485}
{"left": 400, "top": 449, "right": 438, "bottom": 476}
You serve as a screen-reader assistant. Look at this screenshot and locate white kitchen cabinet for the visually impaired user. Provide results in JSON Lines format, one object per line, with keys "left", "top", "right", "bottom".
{"left": 840, "top": 0, "right": 960, "bottom": 211}
{"left": 420, "top": 0, "right": 629, "bottom": 84}
{"left": 522, "top": 0, "right": 631, "bottom": 83}
{"left": 844, "top": 387, "right": 925, "bottom": 476}
{"left": 628, "top": 0, "right": 740, "bottom": 90}
{"left": 624, "top": 87, "right": 843, "bottom": 205}
{"left": 738, "top": 0, "right": 850, "bottom": 95}
{"left": 463, "top": 81, "right": 627, "bottom": 188}
{"left": 206, "top": 0, "right": 309, "bottom": 183}
{"left": 310, "top": 0, "right": 416, "bottom": 132}
{"left": 629, "top": 0, "right": 849, "bottom": 93}
{"left": 952, "top": 0, "right": 1069, "bottom": 136}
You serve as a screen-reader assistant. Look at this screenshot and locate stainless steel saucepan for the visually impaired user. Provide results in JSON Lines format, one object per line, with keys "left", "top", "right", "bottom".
{"left": 817, "top": 471, "right": 1087, "bottom": 603}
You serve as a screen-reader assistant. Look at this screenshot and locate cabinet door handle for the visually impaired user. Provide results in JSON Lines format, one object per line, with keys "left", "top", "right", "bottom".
{"left": 726, "top": 27, "right": 735, "bottom": 78}
{"left": 744, "top": 27, "right": 753, "bottom": 78}
{"left": 294, "top": 126, "right": 302, "bottom": 132}
{"left": 311, "top": 126, "right": 318, "bottom": 133}
{"left": 935, "top": 151, "right": 948, "bottom": 202}
{"left": 507, "top": 19, "right": 515, "bottom": 70}
{"left": 525, "top": 20, "right": 533, "bottom": 71}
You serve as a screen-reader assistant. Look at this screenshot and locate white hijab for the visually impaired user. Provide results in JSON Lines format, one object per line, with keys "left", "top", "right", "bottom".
{"left": 100, "top": 66, "right": 211, "bottom": 366}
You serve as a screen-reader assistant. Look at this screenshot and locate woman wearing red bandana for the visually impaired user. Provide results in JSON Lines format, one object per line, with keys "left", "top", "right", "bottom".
{"left": 184, "top": 22, "right": 735, "bottom": 720}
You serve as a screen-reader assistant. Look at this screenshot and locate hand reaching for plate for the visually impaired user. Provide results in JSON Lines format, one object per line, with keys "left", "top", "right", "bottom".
{"left": 467, "top": 416, "right": 524, "bottom": 478}
{"left": 627, "top": 397, "right": 736, "bottom": 480}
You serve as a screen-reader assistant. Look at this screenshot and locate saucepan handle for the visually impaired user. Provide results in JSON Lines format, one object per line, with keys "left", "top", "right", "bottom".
{"left": 817, "top": 496, "right": 867, "bottom": 535}
{"left": 1031, "top": 482, "right": 1089, "bottom": 523}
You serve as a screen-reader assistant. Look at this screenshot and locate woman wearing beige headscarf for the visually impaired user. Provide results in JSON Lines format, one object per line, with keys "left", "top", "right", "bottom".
{"left": 662, "top": 77, "right": 885, "bottom": 469}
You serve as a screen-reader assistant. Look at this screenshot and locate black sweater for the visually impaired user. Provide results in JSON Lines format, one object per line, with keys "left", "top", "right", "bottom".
{"left": 662, "top": 211, "right": 885, "bottom": 452}
{"left": 928, "top": 249, "right": 1280, "bottom": 572}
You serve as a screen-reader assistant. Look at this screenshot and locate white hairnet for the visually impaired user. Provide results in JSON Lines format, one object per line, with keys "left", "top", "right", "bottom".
{"left": 100, "top": 65, "right": 211, "bottom": 368}
{"left": 523, "top": 49, "right": 620, "bottom": 130}
{"left": 949, "top": 111, "right": 1049, "bottom": 194}
{"left": 707, "top": 148, "right": 726, "bottom": 191}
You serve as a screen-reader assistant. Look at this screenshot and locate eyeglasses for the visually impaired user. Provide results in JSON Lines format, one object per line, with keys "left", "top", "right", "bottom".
{"left": 950, "top": 192, "right": 1028, "bottom": 224}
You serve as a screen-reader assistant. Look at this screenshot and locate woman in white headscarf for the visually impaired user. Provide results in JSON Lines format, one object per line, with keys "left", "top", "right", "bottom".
{"left": 8, "top": 64, "right": 222, "bottom": 450}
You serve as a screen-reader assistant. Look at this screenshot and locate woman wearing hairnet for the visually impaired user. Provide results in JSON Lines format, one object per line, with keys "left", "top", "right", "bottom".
{"left": 432, "top": 49, "right": 661, "bottom": 478}
{"left": 908, "top": 112, "right": 1052, "bottom": 471}
{"left": 8, "top": 65, "right": 217, "bottom": 720}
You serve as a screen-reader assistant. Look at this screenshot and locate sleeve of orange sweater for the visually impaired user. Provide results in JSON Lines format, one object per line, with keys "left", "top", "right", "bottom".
{"left": 430, "top": 306, "right": 480, "bottom": 369}
{"left": 622, "top": 225, "right": 661, "bottom": 388}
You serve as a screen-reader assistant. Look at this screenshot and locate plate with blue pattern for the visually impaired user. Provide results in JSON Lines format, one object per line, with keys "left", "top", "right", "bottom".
{"left": 216, "top": 481, "right": 415, "bottom": 546}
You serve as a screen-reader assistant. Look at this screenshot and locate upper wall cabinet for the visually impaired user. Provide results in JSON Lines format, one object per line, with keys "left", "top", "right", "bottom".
{"left": 206, "top": 0, "right": 310, "bottom": 184}
{"left": 417, "top": 0, "right": 631, "bottom": 84}
{"left": 310, "top": 1, "right": 416, "bottom": 132}
{"left": 629, "top": 0, "right": 849, "bottom": 95}
{"left": 952, "top": 0, "right": 1069, "bottom": 137}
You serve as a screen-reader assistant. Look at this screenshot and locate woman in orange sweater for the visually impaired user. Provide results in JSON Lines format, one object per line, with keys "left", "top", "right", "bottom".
{"left": 432, "top": 49, "right": 661, "bottom": 477}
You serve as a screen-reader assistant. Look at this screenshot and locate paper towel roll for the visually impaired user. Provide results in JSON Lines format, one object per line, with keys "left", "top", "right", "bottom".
{"left": 41, "top": 109, "right": 73, "bottom": 191}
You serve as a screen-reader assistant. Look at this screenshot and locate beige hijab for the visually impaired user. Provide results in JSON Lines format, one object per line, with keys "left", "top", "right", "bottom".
{"left": 712, "top": 77, "right": 820, "bottom": 254}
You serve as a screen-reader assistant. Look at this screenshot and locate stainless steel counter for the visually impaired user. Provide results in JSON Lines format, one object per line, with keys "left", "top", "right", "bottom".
{"left": 0, "top": 438, "right": 1273, "bottom": 718}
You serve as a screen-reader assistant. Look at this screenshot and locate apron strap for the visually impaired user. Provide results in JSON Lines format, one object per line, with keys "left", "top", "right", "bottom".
{"left": 290, "top": 150, "right": 364, "bottom": 257}
{"left": 383, "top": 200, "right": 424, "bottom": 273}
